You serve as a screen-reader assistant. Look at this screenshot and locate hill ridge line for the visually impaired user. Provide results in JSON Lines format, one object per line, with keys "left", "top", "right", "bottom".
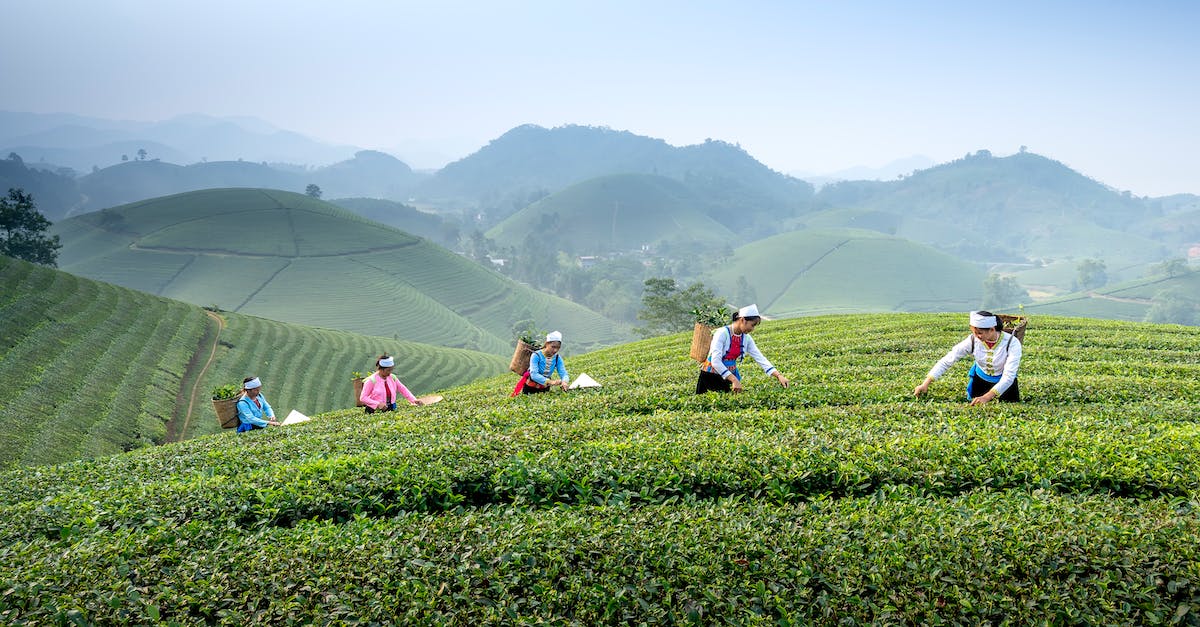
{"left": 766, "top": 238, "right": 854, "bottom": 312}
{"left": 125, "top": 242, "right": 419, "bottom": 258}
{"left": 234, "top": 260, "right": 293, "bottom": 312}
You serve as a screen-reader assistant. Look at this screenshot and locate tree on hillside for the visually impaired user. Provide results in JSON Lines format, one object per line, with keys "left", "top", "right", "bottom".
{"left": 1076, "top": 259, "right": 1108, "bottom": 291}
{"left": 137, "top": 148, "right": 147, "bottom": 161}
{"left": 0, "top": 188, "right": 61, "bottom": 266}
{"left": 1144, "top": 288, "right": 1198, "bottom": 326}
{"left": 981, "top": 273, "right": 1028, "bottom": 310}
{"left": 305, "top": 184, "right": 323, "bottom": 199}
{"left": 635, "top": 277, "right": 725, "bottom": 338}
{"left": 734, "top": 275, "right": 757, "bottom": 306}
{"left": 1152, "top": 257, "right": 1191, "bottom": 278}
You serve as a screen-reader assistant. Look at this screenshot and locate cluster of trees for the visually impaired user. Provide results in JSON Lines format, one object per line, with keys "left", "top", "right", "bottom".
{"left": 1, "top": 188, "right": 60, "bottom": 266}
{"left": 462, "top": 228, "right": 713, "bottom": 324}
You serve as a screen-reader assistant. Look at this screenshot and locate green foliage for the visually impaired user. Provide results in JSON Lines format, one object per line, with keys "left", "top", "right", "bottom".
{"left": 690, "top": 304, "right": 729, "bottom": 327}
{"left": 1076, "top": 258, "right": 1109, "bottom": 290}
{"left": 350, "top": 371, "right": 365, "bottom": 381}
{"left": 981, "top": 273, "right": 1028, "bottom": 309}
{"left": 1153, "top": 257, "right": 1192, "bottom": 278}
{"left": 0, "top": 188, "right": 61, "bottom": 266}
{"left": 1, "top": 313, "right": 1199, "bottom": 622}
{"left": 1144, "top": 287, "right": 1199, "bottom": 325}
{"left": 304, "top": 183, "right": 321, "bottom": 199}
{"left": 635, "top": 277, "right": 724, "bottom": 338}
{"left": 511, "top": 320, "right": 544, "bottom": 348}
{"left": 209, "top": 384, "right": 242, "bottom": 401}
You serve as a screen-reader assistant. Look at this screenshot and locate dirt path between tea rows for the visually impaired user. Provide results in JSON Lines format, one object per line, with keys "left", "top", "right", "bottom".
{"left": 166, "top": 310, "right": 226, "bottom": 442}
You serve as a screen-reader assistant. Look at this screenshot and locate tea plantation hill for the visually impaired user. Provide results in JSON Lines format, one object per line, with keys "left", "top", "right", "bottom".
{"left": 77, "top": 150, "right": 423, "bottom": 216}
{"left": 50, "top": 188, "right": 625, "bottom": 355}
{"left": 812, "top": 150, "right": 1172, "bottom": 291}
{"left": 417, "top": 124, "right": 813, "bottom": 229}
{"left": 0, "top": 255, "right": 506, "bottom": 470}
{"left": 1023, "top": 267, "right": 1200, "bottom": 323}
{"left": 3, "top": 313, "right": 1199, "bottom": 623}
{"left": 485, "top": 173, "right": 738, "bottom": 254}
{"left": 709, "top": 227, "right": 987, "bottom": 317}
{"left": 330, "top": 197, "right": 453, "bottom": 246}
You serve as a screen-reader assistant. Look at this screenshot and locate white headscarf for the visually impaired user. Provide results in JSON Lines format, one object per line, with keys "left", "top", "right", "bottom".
{"left": 738, "top": 303, "right": 760, "bottom": 318}
{"left": 545, "top": 331, "right": 563, "bottom": 343}
{"left": 970, "top": 311, "right": 998, "bottom": 328}
{"left": 243, "top": 377, "right": 262, "bottom": 390}
{"left": 378, "top": 356, "right": 395, "bottom": 368}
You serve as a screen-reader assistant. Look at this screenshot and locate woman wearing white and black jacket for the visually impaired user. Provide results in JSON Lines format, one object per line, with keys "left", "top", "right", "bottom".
{"left": 696, "top": 304, "right": 790, "bottom": 394}
{"left": 913, "top": 311, "right": 1023, "bottom": 405}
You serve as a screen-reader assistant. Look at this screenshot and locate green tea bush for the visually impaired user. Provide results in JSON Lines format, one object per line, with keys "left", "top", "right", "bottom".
{"left": 1, "top": 312, "right": 1199, "bottom": 623}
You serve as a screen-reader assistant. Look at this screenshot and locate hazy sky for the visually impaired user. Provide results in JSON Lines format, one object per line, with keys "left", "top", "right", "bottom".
{"left": 3, "top": 1, "right": 1197, "bottom": 195}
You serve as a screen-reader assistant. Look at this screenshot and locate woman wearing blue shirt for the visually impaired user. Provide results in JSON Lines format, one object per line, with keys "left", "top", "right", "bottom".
{"left": 522, "top": 331, "right": 569, "bottom": 394}
{"left": 236, "top": 376, "right": 280, "bottom": 432}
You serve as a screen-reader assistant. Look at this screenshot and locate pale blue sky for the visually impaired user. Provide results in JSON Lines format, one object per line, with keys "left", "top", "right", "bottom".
{"left": 2, "top": 1, "right": 1197, "bottom": 195}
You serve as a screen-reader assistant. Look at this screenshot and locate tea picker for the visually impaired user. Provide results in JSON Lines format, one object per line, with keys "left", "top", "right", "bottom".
{"left": 696, "top": 304, "right": 790, "bottom": 394}
{"left": 512, "top": 331, "right": 571, "bottom": 396}
{"left": 913, "top": 311, "right": 1025, "bottom": 405}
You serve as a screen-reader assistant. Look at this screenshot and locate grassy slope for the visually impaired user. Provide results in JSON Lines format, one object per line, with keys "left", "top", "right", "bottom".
{"left": 0, "top": 256, "right": 506, "bottom": 469}
{"left": 486, "top": 173, "right": 737, "bottom": 253}
{"left": 1024, "top": 271, "right": 1200, "bottom": 321}
{"left": 712, "top": 228, "right": 986, "bottom": 316}
{"left": 2, "top": 313, "right": 1199, "bottom": 623}
{"left": 50, "top": 188, "right": 625, "bottom": 354}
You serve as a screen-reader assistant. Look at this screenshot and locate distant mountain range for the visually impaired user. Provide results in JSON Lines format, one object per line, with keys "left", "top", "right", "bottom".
{"left": 0, "top": 111, "right": 357, "bottom": 169}
{"left": 419, "top": 124, "right": 813, "bottom": 232}
{"left": 6, "top": 113, "right": 1199, "bottom": 299}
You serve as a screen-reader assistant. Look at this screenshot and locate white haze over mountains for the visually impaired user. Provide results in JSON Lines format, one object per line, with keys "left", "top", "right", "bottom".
{"left": 2, "top": 2, "right": 1197, "bottom": 195}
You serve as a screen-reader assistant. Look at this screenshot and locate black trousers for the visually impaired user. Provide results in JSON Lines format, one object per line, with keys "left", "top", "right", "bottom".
{"left": 522, "top": 384, "right": 550, "bottom": 395}
{"left": 968, "top": 374, "right": 1021, "bottom": 402}
{"left": 696, "top": 370, "right": 733, "bottom": 394}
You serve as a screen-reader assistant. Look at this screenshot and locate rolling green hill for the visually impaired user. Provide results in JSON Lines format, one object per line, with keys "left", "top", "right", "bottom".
{"left": 330, "top": 196, "right": 453, "bottom": 246}
{"left": 50, "top": 188, "right": 626, "bottom": 355}
{"left": 0, "top": 255, "right": 506, "bottom": 469}
{"left": 813, "top": 151, "right": 1172, "bottom": 284}
{"left": 486, "top": 173, "right": 737, "bottom": 253}
{"left": 2, "top": 313, "right": 1199, "bottom": 623}
{"left": 711, "top": 228, "right": 987, "bottom": 316}
{"left": 1024, "top": 268, "right": 1200, "bottom": 323}
{"left": 418, "top": 124, "right": 812, "bottom": 230}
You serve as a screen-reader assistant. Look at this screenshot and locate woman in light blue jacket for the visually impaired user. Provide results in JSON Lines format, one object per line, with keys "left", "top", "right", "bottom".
{"left": 236, "top": 376, "right": 280, "bottom": 432}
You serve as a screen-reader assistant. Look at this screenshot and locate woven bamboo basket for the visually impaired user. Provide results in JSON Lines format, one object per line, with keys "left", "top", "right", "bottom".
{"left": 510, "top": 340, "right": 536, "bottom": 374}
{"left": 997, "top": 314, "right": 1028, "bottom": 342}
{"left": 352, "top": 377, "right": 365, "bottom": 407}
{"left": 212, "top": 395, "right": 241, "bottom": 429}
{"left": 689, "top": 323, "right": 714, "bottom": 363}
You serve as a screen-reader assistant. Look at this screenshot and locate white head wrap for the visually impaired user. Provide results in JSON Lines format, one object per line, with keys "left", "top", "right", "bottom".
{"left": 545, "top": 331, "right": 563, "bottom": 343}
{"left": 378, "top": 356, "right": 395, "bottom": 368}
{"left": 970, "top": 311, "right": 998, "bottom": 328}
{"left": 243, "top": 377, "right": 262, "bottom": 390}
{"left": 738, "top": 303, "right": 760, "bottom": 318}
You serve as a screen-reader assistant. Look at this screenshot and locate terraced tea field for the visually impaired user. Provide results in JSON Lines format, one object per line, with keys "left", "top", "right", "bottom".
{"left": 0, "top": 256, "right": 506, "bottom": 468}
{"left": 2, "top": 312, "right": 1198, "bottom": 623}
{"left": 51, "top": 188, "right": 626, "bottom": 355}
{"left": 710, "top": 228, "right": 987, "bottom": 317}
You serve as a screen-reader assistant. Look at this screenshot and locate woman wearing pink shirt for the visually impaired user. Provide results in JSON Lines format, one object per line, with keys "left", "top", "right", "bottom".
{"left": 359, "top": 354, "right": 424, "bottom": 413}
